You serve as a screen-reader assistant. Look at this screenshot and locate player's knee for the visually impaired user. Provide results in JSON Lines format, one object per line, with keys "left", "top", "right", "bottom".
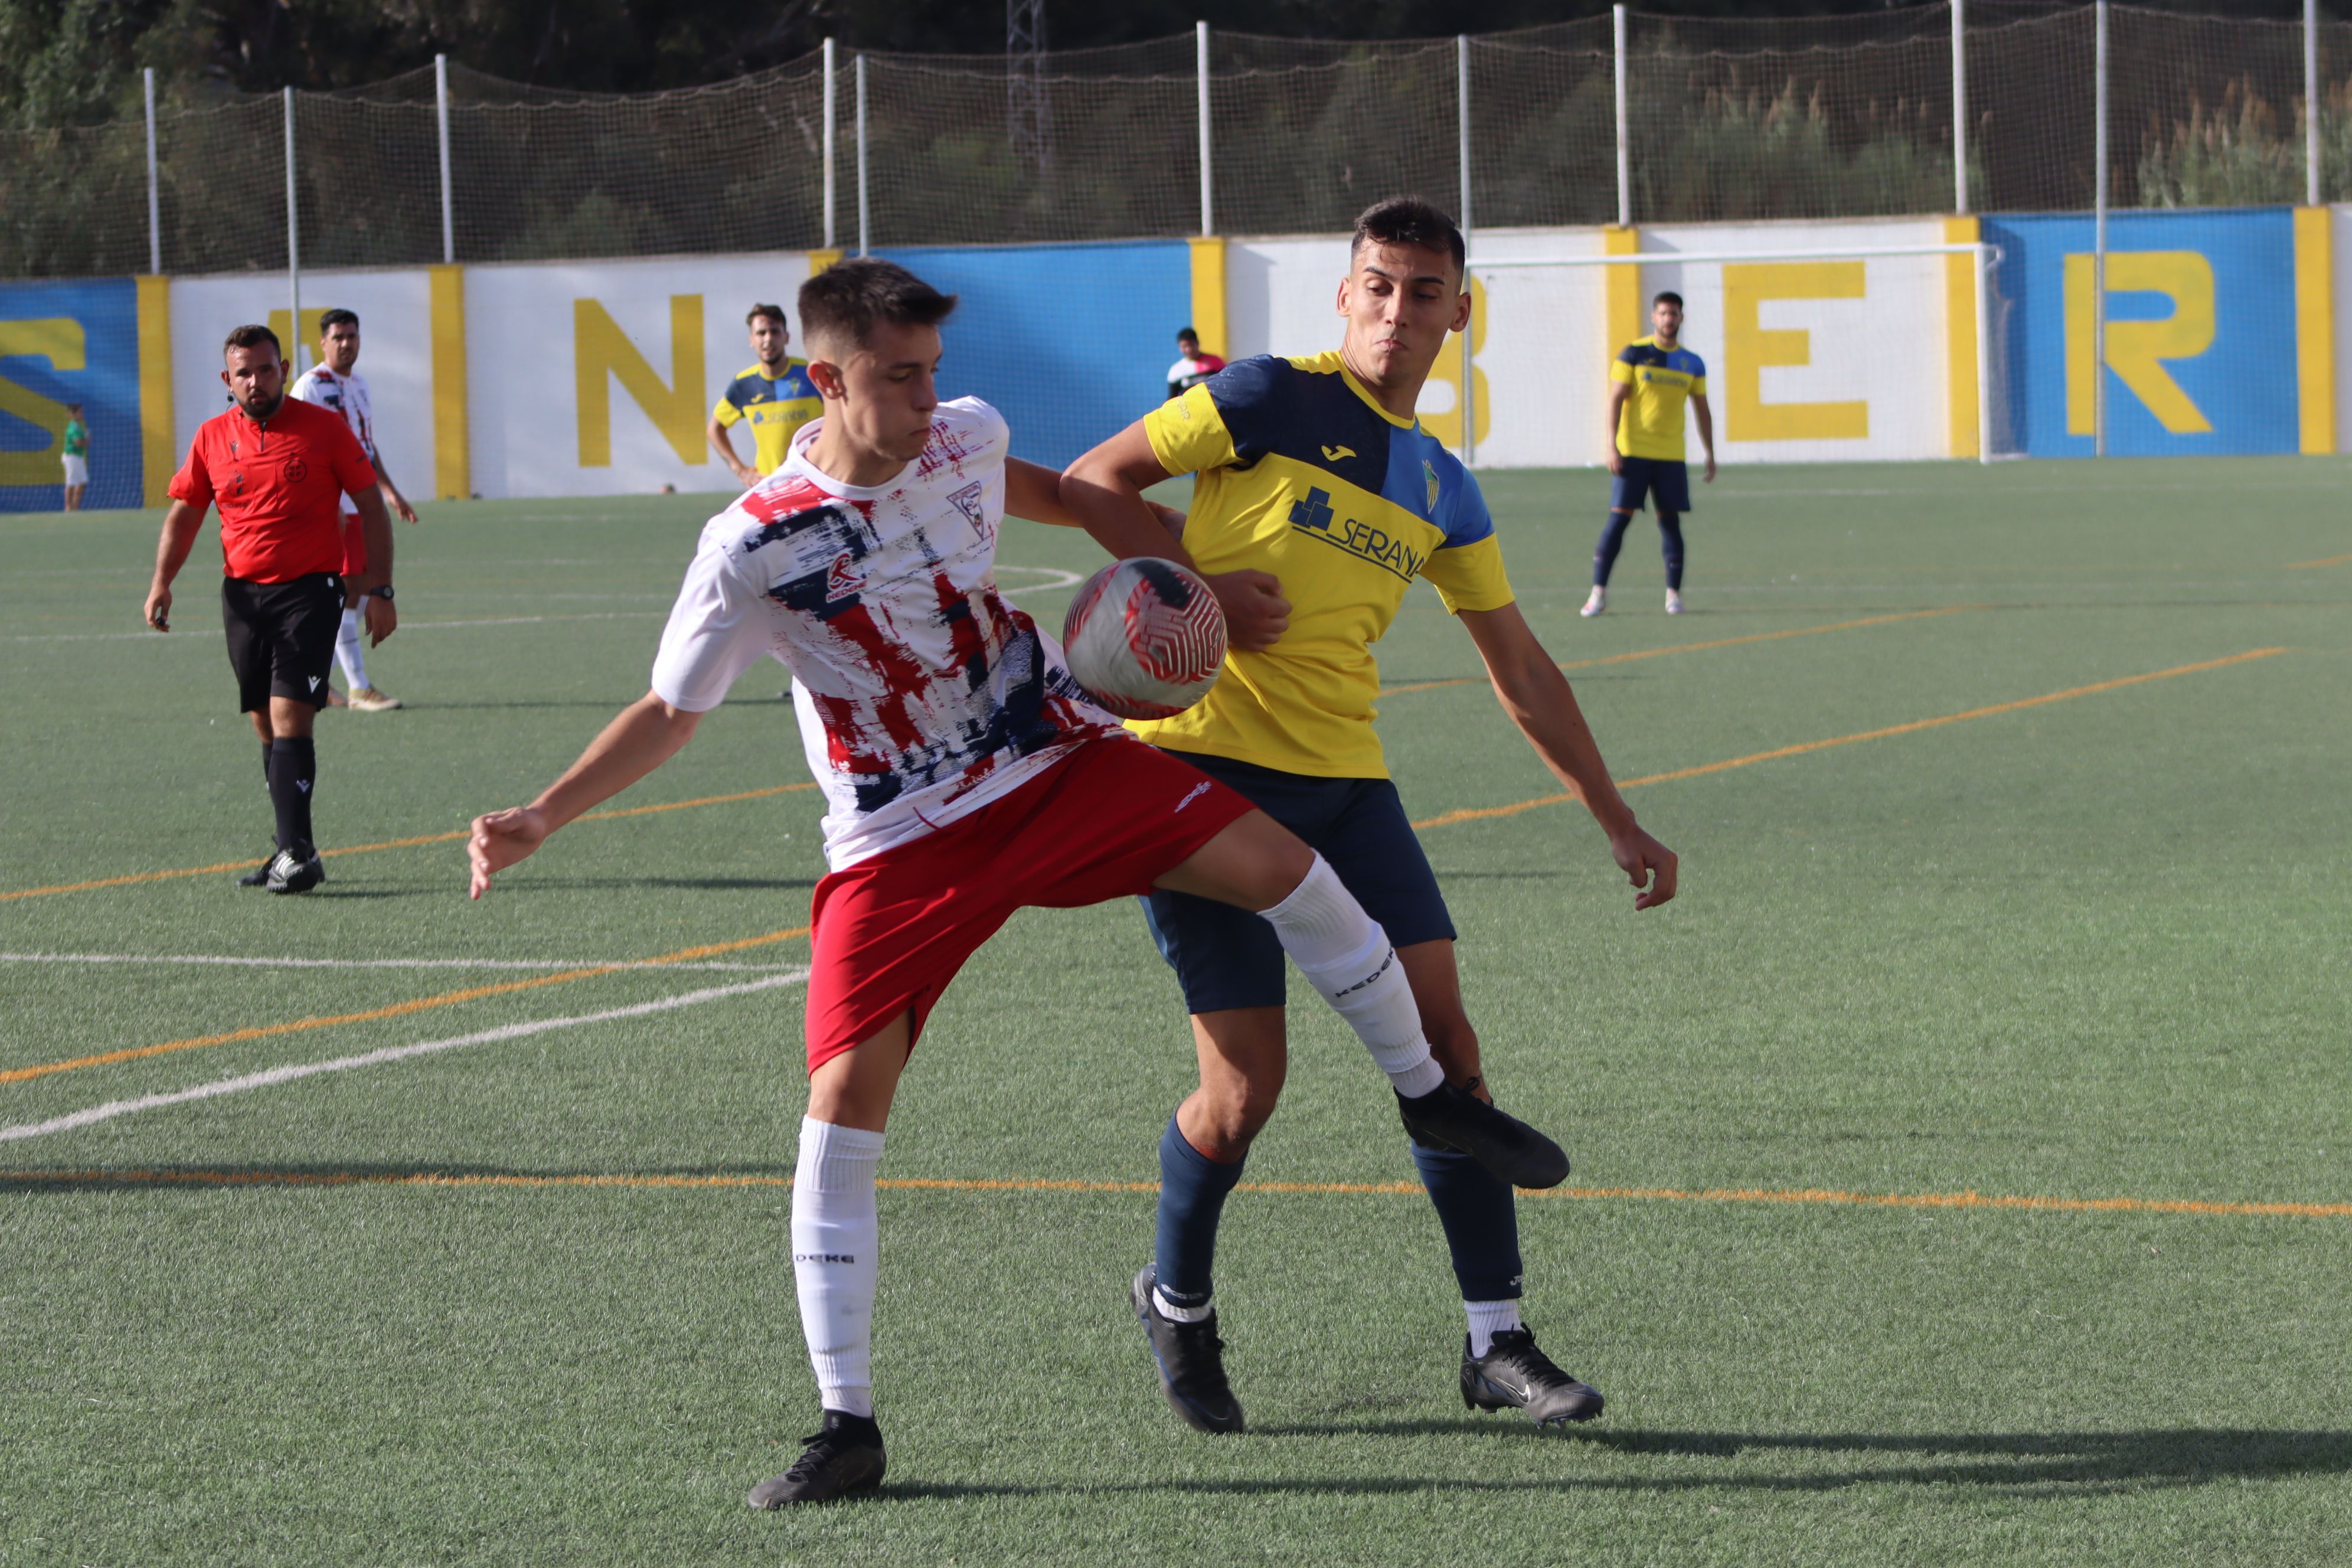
{"left": 1197, "top": 1068, "right": 1283, "bottom": 1148}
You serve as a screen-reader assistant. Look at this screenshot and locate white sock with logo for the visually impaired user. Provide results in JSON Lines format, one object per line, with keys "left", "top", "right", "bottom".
{"left": 335, "top": 606, "right": 368, "bottom": 690}
{"left": 1465, "top": 1298, "right": 1524, "bottom": 1359}
{"left": 791, "top": 1116, "right": 885, "bottom": 1418}
{"left": 1259, "top": 855, "right": 1446, "bottom": 1098}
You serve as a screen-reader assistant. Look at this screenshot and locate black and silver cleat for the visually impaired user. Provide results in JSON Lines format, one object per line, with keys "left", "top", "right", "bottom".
{"left": 747, "top": 1410, "right": 887, "bottom": 1508}
{"left": 1131, "top": 1265, "right": 1245, "bottom": 1433}
{"left": 1397, "top": 1082, "right": 1570, "bottom": 1189}
{"left": 1461, "top": 1329, "right": 1605, "bottom": 1427}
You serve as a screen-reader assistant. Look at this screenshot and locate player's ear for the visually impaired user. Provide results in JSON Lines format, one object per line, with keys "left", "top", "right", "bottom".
{"left": 1335, "top": 273, "right": 1351, "bottom": 318}
{"left": 1451, "top": 285, "right": 1472, "bottom": 335}
{"left": 806, "top": 359, "right": 846, "bottom": 401}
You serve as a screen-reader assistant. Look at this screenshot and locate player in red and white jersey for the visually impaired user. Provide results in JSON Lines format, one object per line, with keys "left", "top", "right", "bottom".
{"left": 465, "top": 259, "right": 1564, "bottom": 1508}
{"left": 290, "top": 308, "right": 417, "bottom": 711}
{"left": 656, "top": 396, "right": 1117, "bottom": 870}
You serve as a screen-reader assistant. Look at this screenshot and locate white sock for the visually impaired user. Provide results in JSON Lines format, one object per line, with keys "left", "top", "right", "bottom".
{"left": 1259, "top": 855, "right": 1445, "bottom": 1098}
{"left": 1153, "top": 1287, "right": 1213, "bottom": 1324}
{"left": 335, "top": 606, "right": 368, "bottom": 690}
{"left": 791, "top": 1115, "right": 884, "bottom": 1419}
{"left": 1465, "top": 1298, "right": 1524, "bottom": 1358}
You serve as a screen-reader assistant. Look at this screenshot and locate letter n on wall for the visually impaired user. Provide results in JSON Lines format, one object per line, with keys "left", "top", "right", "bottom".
{"left": 574, "top": 295, "right": 705, "bottom": 467}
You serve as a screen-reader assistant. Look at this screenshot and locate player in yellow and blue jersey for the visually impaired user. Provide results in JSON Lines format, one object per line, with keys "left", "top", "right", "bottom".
{"left": 1586, "top": 290, "right": 1715, "bottom": 617}
{"left": 1067, "top": 197, "right": 1678, "bottom": 1435}
{"left": 705, "top": 303, "right": 823, "bottom": 486}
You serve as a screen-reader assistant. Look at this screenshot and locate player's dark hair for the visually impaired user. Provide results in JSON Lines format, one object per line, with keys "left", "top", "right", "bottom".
{"left": 747, "top": 303, "right": 787, "bottom": 328}
{"left": 798, "top": 260, "right": 957, "bottom": 351}
{"left": 319, "top": 308, "right": 359, "bottom": 332}
{"left": 1177, "top": 326, "right": 1198, "bottom": 342}
{"left": 223, "top": 324, "right": 282, "bottom": 358}
{"left": 1350, "top": 196, "right": 1466, "bottom": 277}
{"left": 1652, "top": 291, "right": 1684, "bottom": 309}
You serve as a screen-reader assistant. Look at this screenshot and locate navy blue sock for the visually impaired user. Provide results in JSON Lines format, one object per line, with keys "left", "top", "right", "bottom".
{"left": 1154, "top": 1113, "right": 1246, "bottom": 1311}
{"left": 1409, "top": 1138, "right": 1524, "bottom": 1303}
{"left": 1658, "top": 512, "right": 1685, "bottom": 590}
{"left": 1593, "top": 510, "right": 1634, "bottom": 586}
{"left": 267, "top": 736, "right": 316, "bottom": 858}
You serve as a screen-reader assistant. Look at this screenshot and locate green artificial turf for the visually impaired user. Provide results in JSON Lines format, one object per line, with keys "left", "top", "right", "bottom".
{"left": 3, "top": 458, "right": 2349, "bottom": 1566}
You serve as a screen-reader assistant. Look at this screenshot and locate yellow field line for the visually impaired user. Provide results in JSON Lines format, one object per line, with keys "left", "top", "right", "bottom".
{"left": 2287, "top": 552, "right": 2352, "bottom": 569}
{"left": 1, "top": 1167, "right": 2343, "bottom": 1220}
{"left": 1378, "top": 606, "right": 1981, "bottom": 697}
{"left": 1412, "top": 646, "right": 2288, "bottom": 831}
{"left": 0, "top": 783, "right": 818, "bottom": 903}
{"left": 0, "top": 926, "right": 811, "bottom": 1085}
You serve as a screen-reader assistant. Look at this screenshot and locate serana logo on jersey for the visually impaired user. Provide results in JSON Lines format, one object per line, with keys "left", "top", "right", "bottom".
{"left": 1285, "top": 486, "right": 1425, "bottom": 583}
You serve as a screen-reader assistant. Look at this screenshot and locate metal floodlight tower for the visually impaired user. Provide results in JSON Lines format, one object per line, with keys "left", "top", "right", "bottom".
{"left": 1008, "top": 0, "right": 1052, "bottom": 188}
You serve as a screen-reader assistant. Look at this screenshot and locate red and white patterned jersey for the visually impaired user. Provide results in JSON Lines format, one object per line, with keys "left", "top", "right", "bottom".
{"left": 650, "top": 397, "right": 1123, "bottom": 870}
{"left": 288, "top": 364, "right": 377, "bottom": 516}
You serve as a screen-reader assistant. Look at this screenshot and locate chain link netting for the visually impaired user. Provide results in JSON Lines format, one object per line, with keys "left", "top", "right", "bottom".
{"left": 9, "top": 4, "right": 2352, "bottom": 281}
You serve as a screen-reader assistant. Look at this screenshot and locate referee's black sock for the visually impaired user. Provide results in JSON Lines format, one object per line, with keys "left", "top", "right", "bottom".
{"left": 267, "top": 736, "right": 318, "bottom": 858}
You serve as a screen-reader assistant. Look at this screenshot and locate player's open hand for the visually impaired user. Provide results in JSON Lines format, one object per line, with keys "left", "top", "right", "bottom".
{"left": 1609, "top": 825, "right": 1678, "bottom": 910}
{"left": 363, "top": 593, "right": 398, "bottom": 646}
{"left": 394, "top": 495, "right": 420, "bottom": 524}
{"left": 1208, "top": 570, "right": 1290, "bottom": 652}
{"left": 143, "top": 583, "right": 172, "bottom": 632}
{"left": 468, "top": 805, "right": 550, "bottom": 899}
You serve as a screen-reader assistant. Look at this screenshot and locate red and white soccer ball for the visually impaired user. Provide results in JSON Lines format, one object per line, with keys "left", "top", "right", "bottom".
{"left": 1060, "top": 557, "right": 1228, "bottom": 720}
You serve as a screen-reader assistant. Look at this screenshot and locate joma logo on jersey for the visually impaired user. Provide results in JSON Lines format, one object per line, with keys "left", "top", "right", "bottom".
{"left": 1286, "top": 486, "right": 1424, "bottom": 582}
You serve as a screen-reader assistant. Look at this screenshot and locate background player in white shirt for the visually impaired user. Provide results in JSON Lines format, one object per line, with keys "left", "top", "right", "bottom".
{"left": 463, "top": 259, "right": 1564, "bottom": 1509}
{"left": 290, "top": 309, "right": 417, "bottom": 710}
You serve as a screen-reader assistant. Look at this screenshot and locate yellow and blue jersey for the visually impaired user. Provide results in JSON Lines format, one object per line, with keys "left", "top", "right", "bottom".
{"left": 1136, "top": 349, "right": 1515, "bottom": 780}
{"left": 1612, "top": 336, "right": 1707, "bottom": 462}
{"left": 713, "top": 359, "right": 822, "bottom": 475}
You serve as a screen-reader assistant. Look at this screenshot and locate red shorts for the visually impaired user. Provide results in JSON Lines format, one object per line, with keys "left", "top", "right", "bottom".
{"left": 341, "top": 512, "right": 365, "bottom": 578}
{"left": 802, "top": 736, "right": 1255, "bottom": 1072}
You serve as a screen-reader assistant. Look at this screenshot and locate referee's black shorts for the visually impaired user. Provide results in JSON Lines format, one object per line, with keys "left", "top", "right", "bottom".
{"left": 221, "top": 573, "right": 344, "bottom": 713}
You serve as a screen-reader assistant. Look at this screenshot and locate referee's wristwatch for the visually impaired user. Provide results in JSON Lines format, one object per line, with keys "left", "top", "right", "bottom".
{"left": 370, "top": 584, "right": 394, "bottom": 602}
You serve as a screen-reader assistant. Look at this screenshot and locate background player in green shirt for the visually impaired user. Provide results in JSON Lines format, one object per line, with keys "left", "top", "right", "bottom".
{"left": 61, "top": 403, "right": 89, "bottom": 512}
{"left": 1586, "top": 291, "right": 1715, "bottom": 618}
{"left": 1067, "top": 196, "right": 1677, "bottom": 1433}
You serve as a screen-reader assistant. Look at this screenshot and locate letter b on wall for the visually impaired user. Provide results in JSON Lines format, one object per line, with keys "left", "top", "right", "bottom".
{"left": 575, "top": 295, "right": 705, "bottom": 467}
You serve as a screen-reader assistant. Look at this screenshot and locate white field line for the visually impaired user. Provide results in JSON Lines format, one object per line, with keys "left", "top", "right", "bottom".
{"left": 8, "top": 569, "right": 1082, "bottom": 643}
{"left": 0, "top": 952, "right": 796, "bottom": 973}
{"left": 0, "top": 970, "right": 810, "bottom": 1145}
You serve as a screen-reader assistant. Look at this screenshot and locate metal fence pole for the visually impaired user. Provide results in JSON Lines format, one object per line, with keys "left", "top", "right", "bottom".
{"left": 824, "top": 38, "right": 838, "bottom": 250}
{"left": 285, "top": 87, "right": 301, "bottom": 375}
{"left": 143, "top": 68, "right": 161, "bottom": 275}
{"left": 1951, "top": 0, "right": 1969, "bottom": 214}
{"left": 2093, "top": 0, "right": 2108, "bottom": 458}
{"left": 856, "top": 54, "right": 870, "bottom": 256}
{"left": 435, "top": 54, "right": 454, "bottom": 265}
{"left": 1458, "top": 34, "right": 1475, "bottom": 468}
{"left": 2307, "top": 0, "right": 2322, "bottom": 207}
{"left": 1612, "top": 4, "right": 1631, "bottom": 228}
{"left": 1197, "top": 22, "right": 1213, "bottom": 236}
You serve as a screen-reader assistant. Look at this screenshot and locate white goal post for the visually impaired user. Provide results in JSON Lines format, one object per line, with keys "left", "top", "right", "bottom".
{"left": 1453, "top": 240, "right": 2008, "bottom": 469}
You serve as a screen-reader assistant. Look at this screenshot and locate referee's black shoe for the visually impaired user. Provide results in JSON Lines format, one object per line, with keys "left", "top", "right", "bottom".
{"left": 1462, "top": 1329, "right": 1606, "bottom": 1426}
{"left": 1131, "top": 1265, "right": 1245, "bottom": 1433}
{"left": 746, "top": 1410, "right": 886, "bottom": 1507}
{"left": 1397, "top": 1082, "right": 1570, "bottom": 1189}
{"left": 262, "top": 847, "right": 325, "bottom": 894}
{"left": 235, "top": 852, "right": 273, "bottom": 888}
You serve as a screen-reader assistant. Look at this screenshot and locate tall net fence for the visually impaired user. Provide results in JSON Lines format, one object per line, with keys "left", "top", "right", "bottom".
{"left": 10, "top": 3, "right": 2352, "bottom": 281}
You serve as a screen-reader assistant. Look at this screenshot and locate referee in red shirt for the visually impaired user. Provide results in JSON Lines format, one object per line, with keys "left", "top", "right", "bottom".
{"left": 143, "top": 324, "right": 398, "bottom": 893}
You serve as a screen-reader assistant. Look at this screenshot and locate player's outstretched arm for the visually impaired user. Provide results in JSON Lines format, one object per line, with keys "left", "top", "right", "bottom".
{"left": 1004, "top": 458, "right": 1185, "bottom": 540}
{"left": 143, "top": 500, "right": 205, "bottom": 631}
{"left": 468, "top": 692, "right": 704, "bottom": 899}
{"left": 1457, "top": 602, "right": 1677, "bottom": 910}
{"left": 1063, "top": 421, "right": 1291, "bottom": 651}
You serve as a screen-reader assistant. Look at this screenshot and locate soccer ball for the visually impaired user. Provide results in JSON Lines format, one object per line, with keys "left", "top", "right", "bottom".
{"left": 1060, "top": 557, "right": 1227, "bottom": 720}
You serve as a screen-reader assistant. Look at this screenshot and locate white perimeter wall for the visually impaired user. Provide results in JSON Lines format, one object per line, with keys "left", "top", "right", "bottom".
{"left": 463, "top": 253, "right": 817, "bottom": 499}
{"left": 1224, "top": 216, "right": 1960, "bottom": 466}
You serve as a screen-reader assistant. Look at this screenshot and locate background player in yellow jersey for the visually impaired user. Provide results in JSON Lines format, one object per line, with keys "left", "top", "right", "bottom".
{"left": 1586, "top": 290, "right": 1716, "bottom": 618}
{"left": 1066, "top": 197, "right": 1677, "bottom": 1433}
{"left": 706, "top": 303, "right": 823, "bottom": 486}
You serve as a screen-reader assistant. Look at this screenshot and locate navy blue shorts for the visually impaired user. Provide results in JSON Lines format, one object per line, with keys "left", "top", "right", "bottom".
{"left": 1141, "top": 750, "right": 1456, "bottom": 1014}
{"left": 1610, "top": 455, "right": 1691, "bottom": 514}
